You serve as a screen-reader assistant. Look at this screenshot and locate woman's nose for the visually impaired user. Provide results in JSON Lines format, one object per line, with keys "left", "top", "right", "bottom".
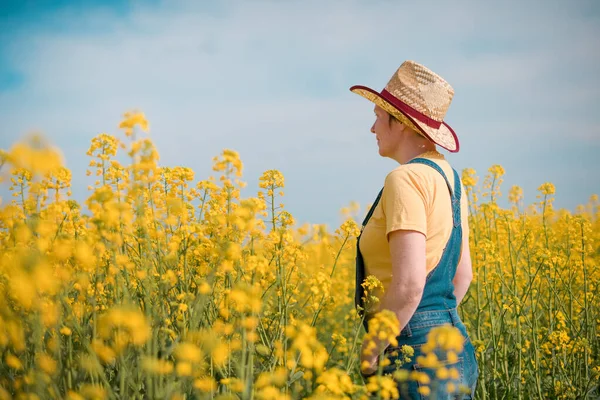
{"left": 370, "top": 124, "right": 375, "bottom": 134}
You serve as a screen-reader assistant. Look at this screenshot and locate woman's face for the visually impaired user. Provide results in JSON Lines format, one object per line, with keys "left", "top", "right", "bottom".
{"left": 371, "top": 105, "right": 403, "bottom": 158}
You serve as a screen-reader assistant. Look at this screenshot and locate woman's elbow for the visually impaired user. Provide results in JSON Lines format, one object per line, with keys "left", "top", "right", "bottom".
{"left": 396, "top": 281, "right": 425, "bottom": 304}
{"left": 453, "top": 267, "right": 473, "bottom": 287}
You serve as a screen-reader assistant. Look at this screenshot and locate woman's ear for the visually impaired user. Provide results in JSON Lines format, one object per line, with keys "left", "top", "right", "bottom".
{"left": 395, "top": 121, "right": 408, "bottom": 133}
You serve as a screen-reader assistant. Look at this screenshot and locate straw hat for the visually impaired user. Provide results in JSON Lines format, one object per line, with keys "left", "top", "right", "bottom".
{"left": 350, "top": 60, "right": 459, "bottom": 152}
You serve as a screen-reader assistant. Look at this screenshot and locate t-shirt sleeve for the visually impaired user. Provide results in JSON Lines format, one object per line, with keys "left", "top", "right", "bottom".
{"left": 383, "top": 169, "right": 428, "bottom": 238}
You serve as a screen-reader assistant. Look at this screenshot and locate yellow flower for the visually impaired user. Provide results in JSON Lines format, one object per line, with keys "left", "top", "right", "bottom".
{"left": 194, "top": 377, "right": 217, "bottom": 392}
{"left": 211, "top": 343, "right": 229, "bottom": 365}
{"left": 119, "top": 111, "right": 149, "bottom": 136}
{"left": 66, "top": 391, "right": 85, "bottom": 400}
{"left": 97, "top": 308, "right": 150, "bottom": 346}
{"left": 290, "top": 324, "right": 329, "bottom": 371}
{"left": 366, "top": 376, "right": 399, "bottom": 399}
{"left": 538, "top": 182, "right": 556, "bottom": 196}
{"left": 79, "top": 354, "right": 103, "bottom": 375}
{"left": 337, "top": 218, "right": 360, "bottom": 238}
{"left": 221, "top": 377, "right": 244, "bottom": 393}
{"left": 436, "top": 367, "right": 449, "bottom": 380}
{"left": 449, "top": 367, "right": 460, "bottom": 380}
{"left": 142, "top": 357, "right": 174, "bottom": 375}
{"left": 364, "top": 310, "right": 400, "bottom": 350}
{"left": 421, "top": 324, "right": 464, "bottom": 354}
{"left": 488, "top": 164, "right": 505, "bottom": 179}
{"left": 6, "top": 353, "right": 23, "bottom": 370}
{"left": 258, "top": 170, "right": 284, "bottom": 190}
{"left": 509, "top": 185, "right": 523, "bottom": 205}
{"left": 212, "top": 149, "right": 243, "bottom": 177}
{"left": 9, "top": 271, "right": 36, "bottom": 310}
{"left": 174, "top": 342, "right": 203, "bottom": 363}
{"left": 199, "top": 281, "right": 211, "bottom": 294}
{"left": 447, "top": 351, "right": 458, "bottom": 364}
{"left": 91, "top": 340, "right": 116, "bottom": 364}
{"left": 37, "top": 353, "right": 57, "bottom": 375}
{"left": 79, "top": 384, "right": 106, "bottom": 400}
{"left": 7, "top": 134, "right": 63, "bottom": 176}
{"left": 392, "top": 369, "right": 409, "bottom": 382}
{"left": 461, "top": 168, "right": 478, "bottom": 187}
{"left": 315, "top": 368, "right": 355, "bottom": 396}
{"left": 409, "top": 370, "right": 431, "bottom": 385}
{"left": 176, "top": 362, "right": 192, "bottom": 377}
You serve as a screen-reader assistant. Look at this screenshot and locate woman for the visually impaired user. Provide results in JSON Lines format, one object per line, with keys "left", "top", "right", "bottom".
{"left": 350, "top": 61, "right": 479, "bottom": 399}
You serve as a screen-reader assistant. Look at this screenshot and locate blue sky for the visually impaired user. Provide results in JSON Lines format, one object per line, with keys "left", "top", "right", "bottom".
{"left": 0, "top": 0, "right": 599, "bottom": 228}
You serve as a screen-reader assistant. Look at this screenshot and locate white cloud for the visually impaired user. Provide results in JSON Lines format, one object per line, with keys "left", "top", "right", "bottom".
{"left": 0, "top": 0, "right": 599, "bottom": 227}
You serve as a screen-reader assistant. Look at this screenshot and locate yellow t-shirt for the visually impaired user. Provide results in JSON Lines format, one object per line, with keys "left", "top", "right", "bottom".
{"left": 358, "top": 153, "right": 469, "bottom": 315}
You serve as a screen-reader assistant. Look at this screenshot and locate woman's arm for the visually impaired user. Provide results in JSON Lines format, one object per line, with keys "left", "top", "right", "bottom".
{"left": 381, "top": 229, "right": 427, "bottom": 330}
{"left": 361, "top": 229, "right": 427, "bottom": 374}
{"left": 453, "top": 228, "right": 473, "bottom": 305}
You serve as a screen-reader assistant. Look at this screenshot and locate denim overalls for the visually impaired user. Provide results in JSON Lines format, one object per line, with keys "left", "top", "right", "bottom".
{"left": 356, "top": 158, "right": 479, "bottom": 399}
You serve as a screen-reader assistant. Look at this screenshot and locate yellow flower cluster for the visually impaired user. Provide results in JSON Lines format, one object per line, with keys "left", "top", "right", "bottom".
{"left": 414, "top": 325, "right": 466, "bottom": 397}
{"left": 462, "top": 166, "right": 600, "bottom": 399}
{"left": 5, "top": 134, "right": 63, "bottom": 177}
{"left": 118, "top": 111, "right": 149, "bottom": 137}
{"left": 362, "top": 310, "right": 400, "bottom": 364}
{"left": 288, "top": 324, "right": 329, "bottom": 371}
{"left": 97, "top": 308, "right": 151, "bottom": 349}
{"left": 0, "top": 111, "right": 598, "bottom": 399}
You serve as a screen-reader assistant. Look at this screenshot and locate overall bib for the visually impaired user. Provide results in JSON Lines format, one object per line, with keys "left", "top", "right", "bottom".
{"left": 356, "top": 158, "right": 479, "bottom": 399}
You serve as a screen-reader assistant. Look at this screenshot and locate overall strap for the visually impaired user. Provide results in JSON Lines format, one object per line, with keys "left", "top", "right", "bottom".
{"left": 407, "top": 157, "right": 462, "bottom": 228}
{"left": 360, "top": 187, "right": 384, "bottom": 231}
{"left": 355, "top": 187, "right": 384, "bottom": 329}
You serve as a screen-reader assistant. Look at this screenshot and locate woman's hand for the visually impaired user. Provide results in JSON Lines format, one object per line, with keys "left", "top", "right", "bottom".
{"left": 453, "top": 225, "right": 473, "bottom": 305}
{"left": 360, "top": 336, "right": 379, "bottom": 376}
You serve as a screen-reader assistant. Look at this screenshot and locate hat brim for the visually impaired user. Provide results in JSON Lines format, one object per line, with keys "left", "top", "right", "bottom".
{"left": 350, "top": 85, "right": 459, "bottom": 153}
